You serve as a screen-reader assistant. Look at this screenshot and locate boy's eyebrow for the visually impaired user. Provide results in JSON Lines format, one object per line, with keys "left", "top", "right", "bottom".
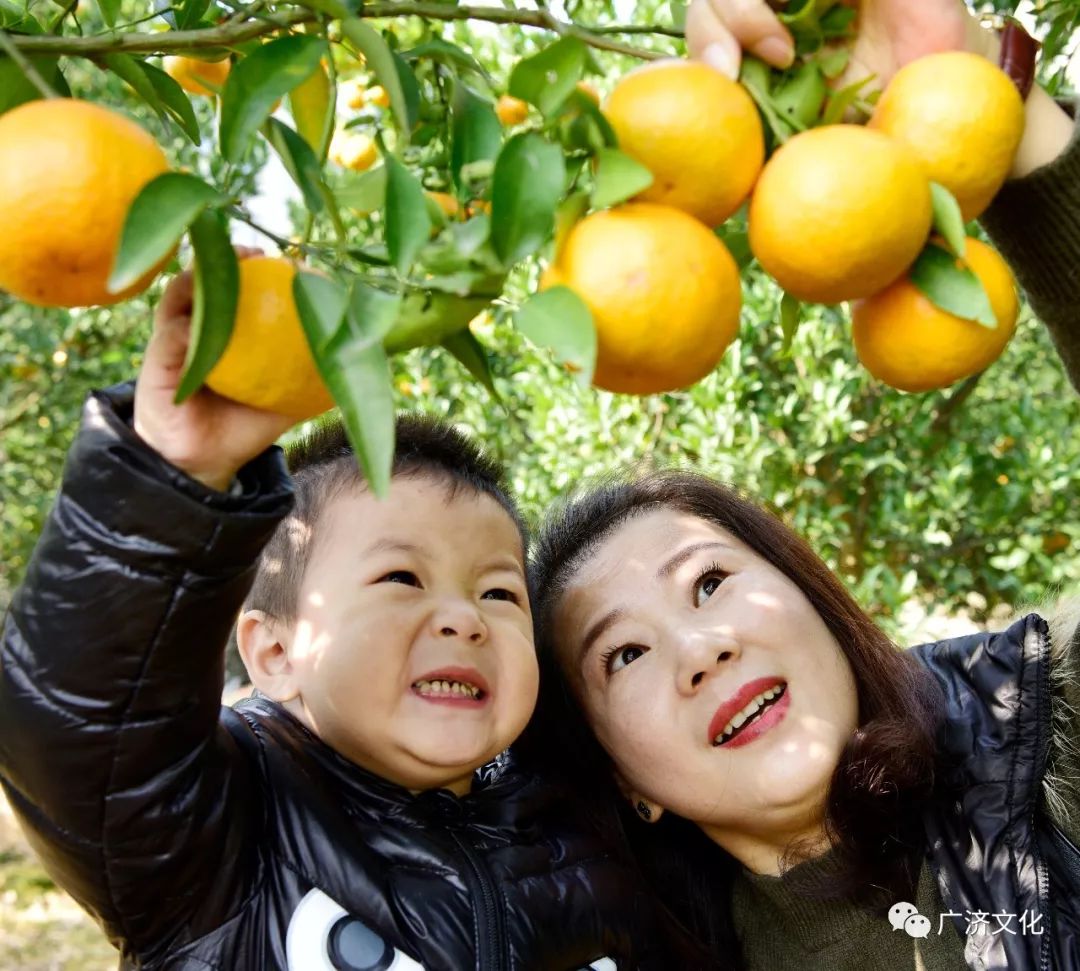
{"left": 484, "top": 555, "right": 527, "bottom": 578}
{"left": 363, "top": 538, "right": 427, "bottom": 558}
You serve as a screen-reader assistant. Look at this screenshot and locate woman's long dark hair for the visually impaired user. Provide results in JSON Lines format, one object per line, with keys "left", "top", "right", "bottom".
{"left": 518, "top": 469, "right": 946, "bottom": 970}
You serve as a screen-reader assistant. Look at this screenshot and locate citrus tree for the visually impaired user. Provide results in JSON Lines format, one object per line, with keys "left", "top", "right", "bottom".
{"left": 1, "top": 0, "right": 1079, "bottom": 633}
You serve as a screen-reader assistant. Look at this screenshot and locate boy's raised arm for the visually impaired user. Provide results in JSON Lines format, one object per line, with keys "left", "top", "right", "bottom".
{"left": 0, "top": 261, "right": 295, "bottom": 959}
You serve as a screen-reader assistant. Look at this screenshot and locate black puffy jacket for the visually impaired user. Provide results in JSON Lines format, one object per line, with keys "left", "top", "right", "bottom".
{"left": 916, "top": 615, "right": 1080, "bottom": 970}
{"left": 0, "top": 386, "right": 665, "bottom": 971}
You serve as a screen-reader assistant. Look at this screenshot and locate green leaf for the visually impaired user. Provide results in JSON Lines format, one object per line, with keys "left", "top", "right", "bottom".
{"left": 383, "top": 152, "right": 431, "bottom": 275}
{"left": 592, "top": 148, "right": 654, "bottom": 209}
{"left": 348, "top": 280, "right": 402, "bottom": 349}
{"left": 294, "top": 271, "right": 395, "bottom": 498}
{"left": 451, "top": 83, "right": 502, "bottom": 193}
{"left": 391, "top": 50, "right": 421, "bottom": 132}
{"left": 0, "top": 56, "right": 67, "bottom": 115}
{"left": 264, "top": 118, "right": 325, "bottom": 214}
{"left": 515, "top": 286, "right": 596, "bottom": 387}
{"left": 771, "top": 62, "right": 827, "bottom": 131}
{"left": 443, "top": 329, "right": 499, "bottom": 399}
{"left": 138, "top": 61, "right": 201, "bottom": 143}
{"left": 103, "top": 54, "right": 200, "bottom": 145}
{"left": 817, "top": 47, "right": 850, "bottom": 80}
{"left": 402, "top": 39, "right": 489, "bottom": 81}
{"left": 669, "top": 0, "right": 688, "bottom": 31}
{"left": 0, "top": 0, "right": 41, "bottom": 31}
{"left": 175, "top": 0, "right": 210, "bottom": 30}
{"left": 739, "top": 56, "right": 795, "bottom": 146}
{"left": 822, "top": 74, "right": 876, "bottom": 126}
{"left": 293, "top": 272, "right": 348, "bottom": 354}
{"left": 383, "top": 291, "right": 491, "bottom": 355}
{"left": 930, "top": 183, "right": 967, "bottom": 259}
{"left": 97, "top": 0, "right": 120, "bottom": 28}
{"left": 333, "top": 166, "right": 388, "bottom": 214}
{"left": 820, "top": 4, "right": 856, "bottom": 38}
{"left": 175, "top": 210, "right": 239, "bottom": 404}
{"left": 509, "top": 37, "right": 587, "bottom": 117}
{"left": 109, "top": 173, "right": 222, "bottom": 294}
{"left": 779, "top": 292, "right": 802, "bottom": 352}
{"left": 716, "top": 223, "right": 753, "bottom": 270}
{"left": 490, "top": 133, "right": 566, "bottom": 267}
{"left": 909, "top": 243, "right": 997, "bottom": 328}
{"left": 341, "top": 19, "right": 411, "bottom": 144}
{"left": 219, "top": 35, "right": 326, "bottom": 164}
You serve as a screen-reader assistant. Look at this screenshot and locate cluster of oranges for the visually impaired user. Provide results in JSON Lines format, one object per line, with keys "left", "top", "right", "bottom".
{"left": 548, "top": 52, "right": 1024, "bottom": 395}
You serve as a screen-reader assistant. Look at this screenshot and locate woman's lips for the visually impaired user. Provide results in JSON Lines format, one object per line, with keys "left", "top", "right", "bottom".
{"left": 720, "top": 686, "right": 789, "bottom": 749}
{"left": 708, "top": 677, "right": 788, "bottom": 747}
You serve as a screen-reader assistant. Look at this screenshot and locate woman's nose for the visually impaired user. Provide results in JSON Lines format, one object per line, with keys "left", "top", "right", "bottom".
{"left": 675, "top": 628, "right": 740, "bottom": 695}
{"left": 432, "top": 600, "right": 488, "bottom": 643}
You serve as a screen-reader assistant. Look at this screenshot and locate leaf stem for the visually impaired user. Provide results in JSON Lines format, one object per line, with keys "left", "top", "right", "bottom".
{"left": 0, "top": 30, "right": 60, "bottom": 98}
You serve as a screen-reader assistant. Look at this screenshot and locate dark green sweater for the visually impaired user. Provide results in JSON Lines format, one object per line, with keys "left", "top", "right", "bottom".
{"left": 730, "top": 112, "right": 1080, "bottom": 971}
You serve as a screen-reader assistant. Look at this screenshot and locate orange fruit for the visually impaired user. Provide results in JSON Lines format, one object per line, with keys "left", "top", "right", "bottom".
{"left": 329, "top": 131, "right": 377, "bottom": 172}
{"left": 343, "top": 79, "right": 367, "bottom": 110}
{"left": 205, "top": 257, "right": 335, "bottom": 420}
{"left": 427, "top": 191, "right": 460, "bottom": 218}
{"left": 603, "top": 59, "right": 764, "bottom": 227}
{"left": 163, "top": 55, "right": 231, "bottom": 97}
{"left": 870, "top": 51, "right": 1025, "bottom": 221}
{"left": 496, "top": 94, "right": 529, "bottom": 125}
{"left": 851, "top": 238, "right": 1018, "bottom": 392}
{"left": 749, "top": 125, "right": 932, "bottom": 305}
{"left": 366, "top": 85, "right": 391, "bottom": 109}
{"left": 0, "top": 99, "right": 170, "bottom": 308}
{"left": 543, "top": 202, "right": 741, "bottom": 394}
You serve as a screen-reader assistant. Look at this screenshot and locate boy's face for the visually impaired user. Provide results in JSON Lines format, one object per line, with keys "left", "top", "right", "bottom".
{"left": 284, "top": 475, "right": 537, "bottom": 795}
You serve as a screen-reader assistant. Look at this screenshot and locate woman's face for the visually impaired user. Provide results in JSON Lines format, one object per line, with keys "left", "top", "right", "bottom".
{"left": 553, "top": 508, "right": 859, "bottom": 862}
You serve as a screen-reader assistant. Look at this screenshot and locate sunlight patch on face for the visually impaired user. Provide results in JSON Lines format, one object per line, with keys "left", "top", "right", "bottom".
{"left": 306, "top": 590, "right": 325, "bottom": 608}
{"left": 292, "top": 618, "right": 332, "bottom": 661}
{"left": 746, "top": 589, "right": 783, "bottom": 610}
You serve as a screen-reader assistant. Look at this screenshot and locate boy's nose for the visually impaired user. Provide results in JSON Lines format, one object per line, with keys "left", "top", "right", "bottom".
{"left": 433, "top": 602, "right": 487, "bottom": 643}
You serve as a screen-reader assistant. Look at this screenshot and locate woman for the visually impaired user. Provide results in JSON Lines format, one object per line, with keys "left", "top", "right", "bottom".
{"left": 522, "top": 3, "right": 1080, "bottom": 969}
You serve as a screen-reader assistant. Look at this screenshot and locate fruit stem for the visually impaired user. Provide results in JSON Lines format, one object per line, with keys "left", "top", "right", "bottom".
{"left": 0, "top": 29, "right": 59, "bottom": 99}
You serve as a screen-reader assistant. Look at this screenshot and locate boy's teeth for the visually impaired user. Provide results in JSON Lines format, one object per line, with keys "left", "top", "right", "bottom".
{"left": 713, "top": 685, "right": 784, "bottom": 745}
{"left": 414, "top": 679, "right": 481, "bottom": 699}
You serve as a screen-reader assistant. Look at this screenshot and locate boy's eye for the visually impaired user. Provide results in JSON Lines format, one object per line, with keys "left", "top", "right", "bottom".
{"left": 603, "top": 644, "right": 646, "bottom": 674}
{"left": 482, "top": 587, "right": 519, "bottom": 603}
{"left": 379, "top": 570, "right": 421, "bottom": 587}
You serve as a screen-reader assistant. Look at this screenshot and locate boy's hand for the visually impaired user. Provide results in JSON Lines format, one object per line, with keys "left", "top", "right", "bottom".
{"left": 686, "top": 0, "right": 983, "bottom": 83}
{"left": 134, "top": 249, "right": 297, "bottom": 492}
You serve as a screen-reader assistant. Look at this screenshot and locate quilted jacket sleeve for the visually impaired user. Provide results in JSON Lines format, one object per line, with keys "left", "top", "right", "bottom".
{"left": 0, "top": 384, "right": 294, "bottom": 960}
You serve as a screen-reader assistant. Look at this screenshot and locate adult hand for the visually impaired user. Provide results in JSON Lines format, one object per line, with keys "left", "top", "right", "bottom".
{"left": 133, "top": 248, "right": 297, "bottom": 492}
{"left": 685, "top": 0, "right": 988, "bottom": 84}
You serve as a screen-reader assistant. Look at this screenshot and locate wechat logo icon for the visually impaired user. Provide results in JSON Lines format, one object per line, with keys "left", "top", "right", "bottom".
{"left": 889, "top": 901, "right": 932, "bottom": 939}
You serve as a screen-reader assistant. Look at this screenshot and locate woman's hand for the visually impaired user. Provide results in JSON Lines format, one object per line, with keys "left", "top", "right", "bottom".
{"left": 686, "top": 0, "right": 983, "bottom": 82}
{"left": 133, "top": 248, "right": 297, "bottom": 492}
{"left": 685, "top": 0, "right": 1075, "bottom": 178}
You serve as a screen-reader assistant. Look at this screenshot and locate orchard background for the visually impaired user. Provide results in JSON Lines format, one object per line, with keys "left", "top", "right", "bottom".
{"left": 0, "top": 0, "right": 1079, "bottom": 962}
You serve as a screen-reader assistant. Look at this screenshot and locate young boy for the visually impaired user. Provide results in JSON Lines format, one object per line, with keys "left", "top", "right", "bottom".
{"left": 0, "top": 264, "right": 662, "bottom": 970}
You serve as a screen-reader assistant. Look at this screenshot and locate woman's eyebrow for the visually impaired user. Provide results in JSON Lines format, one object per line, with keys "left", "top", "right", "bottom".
{"left": 579, "top": 607, "right": 626, "bottom": 665}
{"left": 656, "top": 541, "right": 733, "bottom": 579}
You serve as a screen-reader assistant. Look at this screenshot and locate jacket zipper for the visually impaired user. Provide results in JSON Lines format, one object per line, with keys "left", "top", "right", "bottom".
{"left": 450, "top": 829, "right": 507, "bottom": 971}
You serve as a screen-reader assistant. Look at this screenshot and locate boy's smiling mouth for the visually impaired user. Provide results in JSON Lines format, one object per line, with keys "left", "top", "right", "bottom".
{"left": 411, "top": 667, "right": 490, "bottom": 706}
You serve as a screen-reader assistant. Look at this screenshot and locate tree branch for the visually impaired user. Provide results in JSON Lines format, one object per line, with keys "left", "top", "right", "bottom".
{"left": 8, "top": 3, "right": 673, "bottom": 59}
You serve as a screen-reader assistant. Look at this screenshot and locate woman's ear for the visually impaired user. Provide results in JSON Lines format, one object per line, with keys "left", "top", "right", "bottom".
{"left": 236, "top": 609, "right": 300, "bottom": 703}
{"left": 613, "top": 770, "right": 664, "bottom": 824}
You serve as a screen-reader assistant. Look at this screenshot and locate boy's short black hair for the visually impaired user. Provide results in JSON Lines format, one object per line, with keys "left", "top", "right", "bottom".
{"left": 245, "top": 413, "right": 528, "bottom": 622}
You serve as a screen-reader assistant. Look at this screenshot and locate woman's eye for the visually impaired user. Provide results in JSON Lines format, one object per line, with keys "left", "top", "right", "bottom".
{"left": 379, "top": 570, "right": 420, "bottom": 587}
{"left": 605, "top": 645, "right": 646, "bottom": 674}
{"left": 481, "top": 588, "right": 519, "bottom": 603}
{"left": 694, "top": 571, "right": 727, "bottom": 607}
